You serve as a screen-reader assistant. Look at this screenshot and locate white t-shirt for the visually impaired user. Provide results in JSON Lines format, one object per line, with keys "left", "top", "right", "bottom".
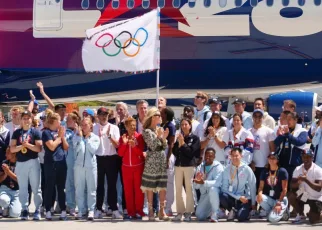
{"left": 293, "top": 163, "right": 322, "bottom": 202}
{"left": 93, "top": 123, "right": 120, "bottom": 156}
{"left": 249, "top": 126, "right": 275, "bottom": 167}
{"left": 4, "top": 122, "right": 21, "bottom": 139}
{"left": 192, "top": 119, "right": 203, "bottom": 139}
{"left": 201, "top": 126, "right": 227, "bottom": 165}
{"left": 137, "top": 119, "right": 143, "bottom": 134}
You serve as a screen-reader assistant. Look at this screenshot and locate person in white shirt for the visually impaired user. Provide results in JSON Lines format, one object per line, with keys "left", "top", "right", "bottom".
{"left": 93, "top": 107, "right": 122, "bottom": 219}
{"left": 274, "top": 111, "right": 290, "bottom": 136}
{"left": 312, "top": 116, "right": 322, "bottom": 168}
{"left": 250, "top": 109, "right": 276, "bottom": 193}
{"left": 230, "top": 98, "right": 253, "bottom": 130}
{"left": 5, "top": 106, "right": 24, "bottom": 139}
{"left": 254, "top": 98, "right": 275, "bottom": 130}
{"left": 289, "top": 149, "right": 322, "bottom": 225}
{"left": 182, "top": 106, "right": 203, "bottom": 139}
{"left": 194, "top": 91, "right": 211, "bottom": 127}
{"left": 207, "top": 98, "right": 231, "bottom": 129}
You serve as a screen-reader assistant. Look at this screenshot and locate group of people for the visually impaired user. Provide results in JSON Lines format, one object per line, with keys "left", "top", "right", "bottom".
{"left": 0, "top": 83, "right": 321, "bottom": 225}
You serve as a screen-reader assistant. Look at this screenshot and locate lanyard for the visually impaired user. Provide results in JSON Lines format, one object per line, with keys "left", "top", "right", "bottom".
{"left": 230, "top": 166, "right": 238, "bottom": 185}
{"left": 21, "top": 128, "right": 31, "bottom": 142}
{"left": 269, "top": 168, "right": 278, "bottom": 189}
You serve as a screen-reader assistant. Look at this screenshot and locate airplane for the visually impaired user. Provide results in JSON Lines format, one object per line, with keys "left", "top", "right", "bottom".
{"left": 1, "top": 0, "right": 322, "bottom": 120}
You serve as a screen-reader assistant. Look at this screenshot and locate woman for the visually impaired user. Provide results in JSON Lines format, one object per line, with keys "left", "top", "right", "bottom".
{"left": 42, "top": 110, "right": 69, "bottom": 220}
{"left": 0, "top": 150, "right": 21, "bottom": 218}
{"left": 201, "top": 111, "right": 227, "bottom": 166}
{"left": 141, "top": 107, "right": 169, "bottom": 221}
{"left": 257, "top": 153, "right": 289, "bottom": 223}
{"left": 311, "top": 116, "right": 322, "bottom": 168}
{"left": 73, "top": 117, "right": 100, "bottom": 220}
{"left": 0, "top": 109, "right": 10, "bottom": 164}
{"left": 118, "top": 117, "right": 145, "bottom": 220}
{"left": 65, "top": 111, "right": 81, "bottom": 216}
{"left": 172, "top": 118, "right": 201, "bottom": 221}
{"left": 223, "top": 113, "right": 254, "bottom": 165}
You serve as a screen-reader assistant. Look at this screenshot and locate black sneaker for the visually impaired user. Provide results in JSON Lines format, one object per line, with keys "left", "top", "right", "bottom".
{"left": 21, "top": 210, "right": 29, "bottom": 220}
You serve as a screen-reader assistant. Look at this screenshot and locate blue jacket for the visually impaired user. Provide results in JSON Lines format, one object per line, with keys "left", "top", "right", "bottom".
{"left": 65, "top": 129, "right": 75, "bottom": 166}
{"left": 73, "top": 133, "right": 100, "bottom": 168}
{"left": 221, "top": 163, "right": 257, "bottom": 205}
{"left": 194, "top": 160, "right": 224, "bottom": 195}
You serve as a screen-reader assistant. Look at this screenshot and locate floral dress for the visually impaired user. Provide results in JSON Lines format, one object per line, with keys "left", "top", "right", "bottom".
{"left": 141, "top": 128, "right": 168, "bottom": 192}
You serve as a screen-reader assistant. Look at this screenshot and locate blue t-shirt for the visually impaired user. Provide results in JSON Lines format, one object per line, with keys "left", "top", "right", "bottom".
{"left": 12, "top": 128, "right": 41, "bottom": 162}
{"left": 163, "top": 121, "right": 176, "bottom": 142}
{"left": 42, "top": 129, "right": 66, "bottom": 163}
{"left": 260, "top": 167, "right": 288, "bottom": 200}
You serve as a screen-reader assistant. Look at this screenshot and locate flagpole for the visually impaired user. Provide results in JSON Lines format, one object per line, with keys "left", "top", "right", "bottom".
{"left": 156, "top": 7, "right": 160, "bottom": 108}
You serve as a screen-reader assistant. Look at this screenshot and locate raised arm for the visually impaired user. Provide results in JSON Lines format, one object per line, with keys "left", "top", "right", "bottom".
{"left": 37, "top": 82, "right": 55, "bottom": 110}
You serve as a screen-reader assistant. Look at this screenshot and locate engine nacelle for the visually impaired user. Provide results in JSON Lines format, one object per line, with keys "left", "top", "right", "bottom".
{"left": 267, "top": 91, "right": 318, "bottom": 122}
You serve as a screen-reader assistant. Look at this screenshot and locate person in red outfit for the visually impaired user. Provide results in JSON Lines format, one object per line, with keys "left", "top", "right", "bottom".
{"left": 118, "top": 117, "right": 145, "bottom": 220}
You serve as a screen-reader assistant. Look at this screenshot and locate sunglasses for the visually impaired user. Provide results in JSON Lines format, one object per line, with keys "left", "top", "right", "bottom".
{"left": 195, "top": 95, "right": 205, "bottom": 99}
{"left": 153, "top": 114, "right": 161, "bottom": 117}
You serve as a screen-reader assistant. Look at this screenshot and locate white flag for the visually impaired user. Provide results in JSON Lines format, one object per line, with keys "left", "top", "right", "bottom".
{"left": 82, "top": 8, "right": 160, "bottom": 72}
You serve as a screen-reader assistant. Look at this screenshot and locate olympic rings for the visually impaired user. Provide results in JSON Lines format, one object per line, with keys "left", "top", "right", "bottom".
{"left": 114, "top": 31, "right": 132, "bottom": 49}
{"left": 95, "top": 33, "right": 114, "bottom": 48}
{"left": 122, "top": 38, "right": 140, "bottom": 57}
{"left": 102, "top": 39, "right": 122, "bottom": 57}
{"left": 132, "top": 27, "right": 148, "bottom": 47}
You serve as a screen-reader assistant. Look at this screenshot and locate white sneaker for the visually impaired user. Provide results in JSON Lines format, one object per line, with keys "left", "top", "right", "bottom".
{"left": 227, "top": 209, "right": 235, "bottom": 221}
{"left": 218, "top": 209, "right": 227, "bottom": 219}
{"left": 69, "top": 208, "right": 76, "bottom": 217}
{"left": 88, "top": 211, "right": 94, "bottom": 221}
{"left": 123, "top": 209, "right": 128, "bottom": 215}
{"left": 259, "top": 209, "right": 267, "bottom": 218}
{"left": 292, "top": 214, "right": 306, "bottom": 224}
{"left": 2, "top": 208, "right": 9, "bottom": 217}
{"left": 105, "top": 209, "right": 113, "bottom": 216}
{"left": 112, "top": 210, "right": 123, "bottom": 219}
{"left": 94, "top": 210, "right": 102, "bottom": 219}
{"left": 210, "top": 213, "right": 218, "bottom": 222}
{"left": 46, "top": 211, "right": 52, "bottom": 220}
{"left": 59, "top": 211, "right": 68, "bottom": 220}
{"left": 172, "top": 213, "right": 183, "bottom": 221}
{"left": 50, "top": 207, "right": 55, "bottom": 214}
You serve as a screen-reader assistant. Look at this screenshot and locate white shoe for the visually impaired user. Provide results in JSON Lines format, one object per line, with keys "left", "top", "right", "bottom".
{"left": 123, "top": 209, "right": 128, "bottom": 215}
{"left": 259, "top": 209, "right": 267, "bottom": 218}
{"left": 227, "top": 209, "right": 235, "bottom": 221}
{"left": 46, "top": 211, "right": 52, "bottom": 220}
{"left": 88, "top": 211, "right": 94, "bottom": 221}
{"left": 59, "top": 211, "right": 67, "bottom": 220}
{"left": 172, "top": 213, "right": 182, "bottom": 221}
{"left": 94, "top": 210, "right": 102, "bottom": 219}
{"left": 218, "top": 209, "right": 227, "bottom": 219}
{"left": 210, "top": 213, "right": 218, "bottom": 223}
{"left": 292, "top": 214, "right": 306, "bottom": 224}
{"left": 112, "top": 210, "right": 123, "bottom": 219}
{"left": 105, "top": 209, "right": 113, "bottom": 216}
{"left": 69, "top": 208, "right": 76, "bottom": 217}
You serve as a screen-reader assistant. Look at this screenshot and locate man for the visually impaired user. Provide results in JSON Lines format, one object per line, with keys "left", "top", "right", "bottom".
{"left": 230, "top": 98, "right": 253, "bottom": 129}
{"left": 254, "top": 98, "right": 275, "bottom": 130}
{"left": 283, "top": 100, "right": 296, "bottom": 112}
{"left": 5, "top": 106, "right": 24, "bottom": 139}
{"left": 194, "top": 91, "right": 211, "bottom": 126}
{"left": 207, "top": 97, "right": 230, "bottom": 129}
{"left": 134, "top": 100, "right": 149, "bottom": 134}
{"left": 308, "top": 105, "right": 322, "bottom": 147}
{"left": 54, "top": 104, "right": 67, "bottom": 127}
{"left": 158, "top": 97, "right": 167, "bottom": 110}
{"left": 289, "top": 149, "right": 322, "bottom": 224}
{"left": 93, "top": 107, "right": 122, "bottom": 219}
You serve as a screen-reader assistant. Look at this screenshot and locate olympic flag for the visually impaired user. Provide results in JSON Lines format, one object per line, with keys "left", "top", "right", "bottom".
{"left": 82, "top": 8, "right": 160, "bottom": 72}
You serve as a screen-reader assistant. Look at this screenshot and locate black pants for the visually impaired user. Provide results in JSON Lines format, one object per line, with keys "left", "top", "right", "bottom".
{"left": 254, "top": 167, "right": 265, "bottom": 193}
{"left": 220, "top": 192, "right": 251, "bottom": 222}
{"left": 96, "top": 155, "right": 120, "bottom": 211}
{"left": 41, "top": 163, "right": 56, "bottom": 208}
{"left": 118, "top": 157, "right": 126, "bottom": 210}
{"left": 44, "top": 160, "right": 67, "bottom": 212}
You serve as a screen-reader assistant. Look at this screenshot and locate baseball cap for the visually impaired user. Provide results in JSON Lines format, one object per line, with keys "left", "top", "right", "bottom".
{"left": 83, "top": 108, "right": 95, "bottom": 117}
{"left": 208, "top": 97, "right": 222, "bottom": 105}
{"left": 267, "top": 152, "right": 279, "bottom": 160}
{"left": 253, "top": 109, "right": 264, "bottom": 116}
{"left": 302, "top": 148, "right": 314, "bottom": 157}
{"left": 29, "top": 99, "right": 39, "bottom": 105}
{"left": 97, "top": 107, "right": 109, "bottom": 115}
{"left": 54, "top": 104, "right": 66, "bottom": 111}
{"left": 21, "top": 110, "right": 32, "bottom": 118}
{"left": 315, "top": 105, "right": 322, "bottom": 112}
{"left": 232, "top": 98, "right": 245, "bottom": 105}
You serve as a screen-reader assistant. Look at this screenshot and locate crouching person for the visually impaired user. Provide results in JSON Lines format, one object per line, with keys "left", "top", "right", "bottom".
{"left": 220, "top": 147, "right": 257, "bottom": 222}
{"left": 194, "top": 148, "right": 224, "bottom": 222}
{"left": 73, "top": 118, "right": 100, "bottom": 220}
{"left": 257, "top": 153, "right": 289, "bottom": 223}
{"left": 0, "top": 149, "right": 21, "bottom": 218}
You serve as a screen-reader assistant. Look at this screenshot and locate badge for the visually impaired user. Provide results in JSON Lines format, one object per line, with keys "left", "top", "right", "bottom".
{"left": 21, "top": 147, "right": 27, "bottom": 154}
{"left": 229, "top": 185, "right": 233, "bottom": 192}
{"left": 300, "top": 192, "right": 309, "bottom": 202}
{"left": 269, "top": 190, "right": 275, "bottom": 197}
{"left": 10, "top": 181, "right": 14, "bottom": 188}
{"left": 285, "top": 141, "right": 289, "bottom": 149}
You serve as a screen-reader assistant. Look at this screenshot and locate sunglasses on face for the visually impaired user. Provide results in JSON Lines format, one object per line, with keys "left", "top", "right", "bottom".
{"left": 154, "top": 114, "right": 161, "bottom": 117}
{"left": 195, "top": 96, "right": 205, "bottom": 99}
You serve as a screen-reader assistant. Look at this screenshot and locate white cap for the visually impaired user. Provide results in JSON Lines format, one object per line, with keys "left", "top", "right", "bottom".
{"left": 315, "top": 105, "right": 322, "bottom": 111}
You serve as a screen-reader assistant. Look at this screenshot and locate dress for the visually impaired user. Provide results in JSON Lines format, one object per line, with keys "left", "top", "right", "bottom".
{"left": 141, "top": 128, "right": 168, "bottom": 192}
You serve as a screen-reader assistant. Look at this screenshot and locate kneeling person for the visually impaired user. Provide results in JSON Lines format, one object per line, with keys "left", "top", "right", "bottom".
{"left": 194, "top": 148, "right": 224, "bottom": 222}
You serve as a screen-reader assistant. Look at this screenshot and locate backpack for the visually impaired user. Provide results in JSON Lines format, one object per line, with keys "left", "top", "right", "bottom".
{"left": 203, "top": 111, "right": 210, "bottom": 122}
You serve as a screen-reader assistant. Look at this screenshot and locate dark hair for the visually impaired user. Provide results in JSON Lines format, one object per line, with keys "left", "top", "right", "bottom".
{"left": 204, "top": 113, "right": 226, "bottom": 136}
{"left": 287, "top": 112, "right": 299, "bottom": 121}
{"left": 254, "top": 97, "right": 265, "bottom": 106}
{"left": 281, "top": 110, "right": 291, "bottom": 116}
{"left": 183, "top": 105, "right": 194, "bottom": 114}
{"left": 163, "top": 107, "right": 175, "bottom": 122}
{"left": 205, "top": 147, "right": 216, "bottom": 154}
{"left": 180, "top": 117, "right": 192, "bottom": 133}
{"left": 231, "top": 147, "right": 242, "bottom": 155}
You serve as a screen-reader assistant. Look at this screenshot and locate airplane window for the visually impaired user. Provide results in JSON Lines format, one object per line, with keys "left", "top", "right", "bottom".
{"left": 142, "top": 0, "right": 150, "bottom": 9}
{"left": 204, "top": 0, "right": 211, "bottom": 7}
{"left": 235, "top": 0, "right": 242, "bottom": 7}
{"left": 96, "top": 0, "right": 105, "bottom": 9}
{"left": 188, "top": 0, "right": 196, "bottom": 8}
{"left": 112, "top": 0, "right": 119, "bottom": 9}
{"left": 219, "top": 0, "right": 227, "bottom": 7}
{"left": 282, "top": 0, "right": 289, "bottom": 6}
{"left": 314, "top": 0, "right": 321, "bottom": 5}
{"left": 250, "top": 0, "right": 258, "bottom": 7}
{"left": 81, "top": 0, "right": 89, "bottom": 10}
{"left": 172, "top": 0, "right": 181, "bottom": 8}
{"left": 266, "top": 0, "right": 273, "bottom": 7}
{"left": 127, "top": 0, "right": 135, "bottom": 8}
{"left": 158, "top": 0, "right": 165, "bottom": 8}
{"left": 298, "top": 0, "right": 305, "bottom": 6}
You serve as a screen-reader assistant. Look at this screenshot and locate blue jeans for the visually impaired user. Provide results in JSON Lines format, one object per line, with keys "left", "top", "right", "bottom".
{"left": 196, "top": 187, "right": 220, "bottom": 220}
{"left": 259, "top": 195, "right": 288, "bottom": 223}
{"left": 74, "top": 166, "right": 97, "bottom": 214}
{"left": 15, "top": 159, "right": 42, "bottom": 211}
{"left": 0, "top": 185, "right": 21, "bottom": 217}
{"left": 220, "top": 192, "right": 251, "bottom": 222}
{"left": 65, "top": 152, "right": 76, "bottom": 209}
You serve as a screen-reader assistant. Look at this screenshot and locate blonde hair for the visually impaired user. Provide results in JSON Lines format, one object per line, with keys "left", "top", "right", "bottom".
{"left": 68, "top": 110, "right": 81, "bottom": 125}
{"left": 143, "top": 107, "right": 159, "bottom": 129}
{"left": 196, "top": 91, "right": 209, "bottom": 105}
{"left": 10, "top": 106, "right": 24, "bottom": 114}
{"left": 82, "top": 117, "right": 93, "bottom": 132}
{"left": 46, "top": 109, "right": 60, "bottom": 125}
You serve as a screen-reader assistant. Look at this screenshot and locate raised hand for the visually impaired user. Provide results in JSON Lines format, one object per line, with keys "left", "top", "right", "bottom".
{"left": 163, "top": 128, "right": 169, "bottom": 139}
{"left": 156, "top": 127, "right": 164, "bottom": 138}
{"left": 58, "top": 126, "right": 66, "bottom": 138}
{"left": 36, "top": 82, "right": 44, "bottom": 93}
{"left": 29, "top": 90, "right": 36, "bottom": 101}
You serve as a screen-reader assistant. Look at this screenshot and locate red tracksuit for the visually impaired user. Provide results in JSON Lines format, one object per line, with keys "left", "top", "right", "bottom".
{"left": 118, "top": 132, "right": 145, "bottom": 217}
